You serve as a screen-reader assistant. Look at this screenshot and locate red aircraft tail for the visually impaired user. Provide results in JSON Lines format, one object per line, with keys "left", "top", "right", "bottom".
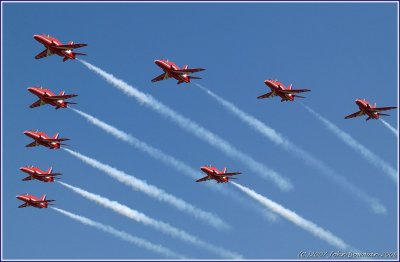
{"left": 223, "top": 167, "right": 227, "bottom": 173}
{"left": 287, "top": 83, "right": 293, "bottom": 90}
{"left": 46, "top": 167, "right": 53, "bottom": 174}
{"left": 183, "top": 65, "right": 188, "bottom": 70}
{"left": 64, "top": 101, "right": 78, "bottom": 106}
{"left": 74, "top": 52, "right": 86, "bottom": 57}
{"left": 40, "top": 194, "right": 47, "bottom": 201}
{"left": 58, "top": 91, "right": 65, "bottom": 96}
{"left": 52, "top": 133, "right": 59, "bottom": 139}
{"left": 55, "top": 101, "right": 77, "bottom": 110}
{"left": 62, "top": 52, "right": 86, "bottom": 62}
{"left": 188, "top": 76, "right": 202, "bottom": 82}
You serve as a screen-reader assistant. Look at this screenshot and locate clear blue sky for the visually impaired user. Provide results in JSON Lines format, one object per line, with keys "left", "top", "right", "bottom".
{"left": 2, "top": 2, "right": 398, "bottom": 259}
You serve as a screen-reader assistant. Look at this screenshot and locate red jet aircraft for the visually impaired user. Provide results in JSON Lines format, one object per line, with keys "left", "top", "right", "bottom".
{"left": 28, "top": 86, "right": 78, "bottom": 109}
{"left": 24, "top": 130, "right": 69, "bottom": 149}
{"left": 257, "top": 79, "right": 311, "bottom": 102}
{"left": 16, "top": 193, "right": 55, "bottom": 208}
{"left": 20, "top": 166, "right": 61, "bottom": 182}
{"left": 196, "top": 165, "right": 241, "bottom": 183}
{"left": 345, "top": 99, "right": 397, "bottom": 121}
{"left": 33, "top": 34, "right": 87, "bottom": 62}
{"left": 151, "top": 59, "right": 205, "bottom": 84}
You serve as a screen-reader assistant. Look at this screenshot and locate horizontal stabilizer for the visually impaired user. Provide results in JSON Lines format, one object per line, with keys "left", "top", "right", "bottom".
{"left": 374, "top": 106, "right": 397, "bottom": 112}
{"left": 73, "top": 52, "right": 87, "bottom": 56}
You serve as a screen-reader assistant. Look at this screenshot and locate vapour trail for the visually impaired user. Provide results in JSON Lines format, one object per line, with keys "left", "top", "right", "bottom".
{"left": 51, "top": 207, "right": 186, "bottom": 259}
{"left": 79, "top": 59, "right": 292, "bottom": 192}
{"left": 62, "top": 148, "right": 228, "bottom": 231}
{"left": 69, "top": 107, "right": 278, "bottom": 222}
{"left": 380, "top": 119, "right": 398, "bottom": 136}
{"left": 58, "top": 181, "right": 242, "bottom": 259}
{"left": 196, "top": 84, "right": 386, "bottom": 214}
{"left": 302, "top": 104, "right": 397, "bottom": 183}
{"left": 231, "top": 182, "right": 355, "bottom": 251}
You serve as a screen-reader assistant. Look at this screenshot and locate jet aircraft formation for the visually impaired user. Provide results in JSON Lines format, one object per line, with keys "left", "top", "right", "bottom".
{"left": 16, "top": 34, "right": 87, "bottom": 208}
{"left": 17, "top": 33, "right": 397, "bottom": 241}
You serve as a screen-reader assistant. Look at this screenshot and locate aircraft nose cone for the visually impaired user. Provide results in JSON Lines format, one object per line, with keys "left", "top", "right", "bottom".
{"left": 27, "top": 87, "right": 35, "bottom": 93}
{"left": 23, "top": 131, "right": 33, "bottom": 137}
{"left": 33, "top": 35, "right": 40, "bottom": 41}
{"left": 20, "top": 166, "right": 29, "bottom": 172}
{"left": 264, "top": 80, "right": 272, "bottom": 85}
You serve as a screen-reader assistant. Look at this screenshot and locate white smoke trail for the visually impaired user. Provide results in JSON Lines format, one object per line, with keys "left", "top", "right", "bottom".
{"left": 62, "top": 148, "right": 228, "bottom": 231}
{"left": 302, "top": 104, "right": 397, "bottom": 183}
{"left": 51, "top": 207, "right": 186, "bottom": 259}
{"left": 70, "top": 107, "right": 278, "bottom": 222}
{"left": 196, "top": 84, "right": 386, "bottom": 214}
{"left": 231, "top": 182, "right": 354, "bottom": 251}
{"left": 58, "top": 182, "right": 242, "bottom": 259}
{"left": 79, "top": 59, "right": 292, "bottom": 192}
{"left": 380, "top": 119, "right": 398, "bottom": 136}
{"left": 70, "top": 108, "right": 201, "bottom": 181}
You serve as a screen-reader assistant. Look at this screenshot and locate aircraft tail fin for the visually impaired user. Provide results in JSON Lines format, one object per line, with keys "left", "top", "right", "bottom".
{"left": 52, "top": 133, "right": 59, "bottom": 139}
{"left": 183, "top": 65, "right": 188, "bottom": 70}
{"left": 58, "top": 91, "right": 65, "bottom": 96}
{"left": 288, "top": 83, "right": 292, "bottom": 90}
{"left": 40, "top": 194, "right": 47, "bottom": 201}
{"left": 373, "top": 102, "right": 376, "bottom": 108}
{"left": 223, "top": 167, "right": 227, "bottom": 173}
{"left": 46, "top": 167, "right": 53, "bottom": 174}
{"left": 67, "top": 41, "right": 74, "bottom": 45}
